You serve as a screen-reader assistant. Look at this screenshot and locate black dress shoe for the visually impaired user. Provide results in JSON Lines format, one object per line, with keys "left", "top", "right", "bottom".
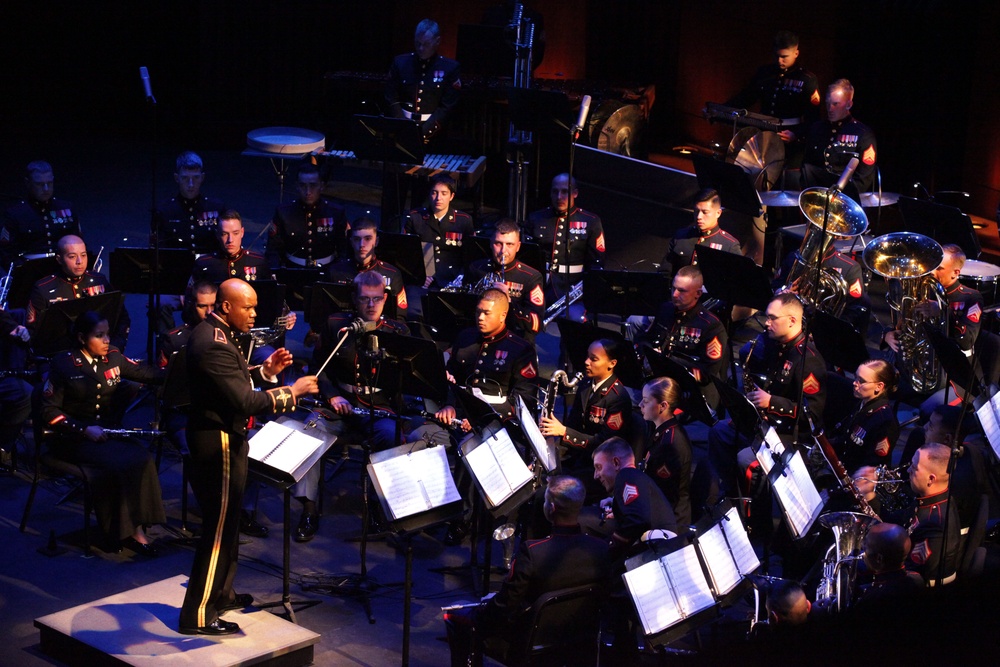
{"left": 294, "top": 513, "right": 319, "bottom": 543}
{"left": 178, "top": 618, "right": 241, "bottom": 636}
{"left": 123, "top": 537, "right": 159, "bottom": 557}
{"left": 240, "top": 510, "right": 269, "bottom": 538}
{"left": 219, "top": 593, "right": 254, "bottom": 613}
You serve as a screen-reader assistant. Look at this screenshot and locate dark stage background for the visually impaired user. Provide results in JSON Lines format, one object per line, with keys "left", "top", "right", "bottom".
{"left": 1, "top": 0, "right": 997, "bottom": 216}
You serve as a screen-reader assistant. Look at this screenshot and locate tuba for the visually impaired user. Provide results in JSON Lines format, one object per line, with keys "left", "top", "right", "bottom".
{"left": 863, "top": 232, "right": 946, "bottom": 393}
{"left": 815, "top": 511, "right": 879, "bottom": 612}
{"left": 781, "top": 188, "right": 868, "bottom": 316}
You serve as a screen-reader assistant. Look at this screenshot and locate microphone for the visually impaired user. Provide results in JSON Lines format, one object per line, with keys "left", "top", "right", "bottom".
{"left": 832, "top": 156, "right": 860, "bottom": 192}
{"left": 572, "top": 95, "right": 592, "bottom": 140}
{"left": 139, "top": 66, "right": 156, "bottom": 104}
{"left": 338, "top": 317, "right": 366, "bottom": 334}
{"left": 298, "top": 397, "right": 327, "bottom": 410}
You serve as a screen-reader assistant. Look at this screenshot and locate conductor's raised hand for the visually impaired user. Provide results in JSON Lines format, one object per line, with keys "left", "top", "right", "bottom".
{"left": 262, "top": 347, "right": 294, "bottom": 377}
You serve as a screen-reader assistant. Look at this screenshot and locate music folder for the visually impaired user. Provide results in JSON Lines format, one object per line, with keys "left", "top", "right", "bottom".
{"left": 755, "top": 427, "right": 825, "bottom": 539}
{"left": 460, "top": 422, "right": 535, "bottom": 517}
{"left": 368, "top": 441, "right": 464, "bottom": 534}
{"left": 248, "top": 417, "right": 337, "bottom": 486}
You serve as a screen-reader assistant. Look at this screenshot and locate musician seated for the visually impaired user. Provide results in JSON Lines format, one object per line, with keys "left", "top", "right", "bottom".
{"left": 540, "top": 338, "right": 634, "bottom": 499}
{"left": 774, "top": 241, "right": 870, "bottom": 335}
{"left": 154, "top": 151, "right": 226, "bottom": 255}
{"left": 708, "top": 293, "right": 826, "bottom": 498}
{"left": 463, "top": 218, "right": 544, "bottom": 343}
{"left": 830, "top": 360, "right": 900, "bottom": 473}
{"left": 657, "top": 188, "right": 740, "bottom": 278}
{"left": 294, "top": 271, "right": 410, "bottom": 542}
{"left": 266, "top": 163, "right": 348, "bottom": 269}
{"left": 0, "top": 307, "right": 31, "bottom": 470}
{"left": 638, "top": 377, "right": 692, "bottom": 526}
{"left": 38, "top": 311, "right": 166, "bottom": 555}
{"left": 327, "top": 217, "right": 408, "bottom": 317}
{"left": 637, "top": 265, "right": 728, "bottom": 411}
{"left": 856, "top": 522, "right": 924, "bottom": 606}
{"left": 191, "top": 210, "right": 271, "bottom": 286}
{"left": 1, "top": 160, "right": 81, "bottom": 267}
{"left": 26, "top": 234, "right": 130, "bottom": 351}
{"left": 443, "top": 476, "right": 609, "bottom": 667}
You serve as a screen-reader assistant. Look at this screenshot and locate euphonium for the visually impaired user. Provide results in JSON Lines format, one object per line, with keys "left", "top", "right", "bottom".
{"left": 781, "top": 188, "right": 868, "bottom": 316}
{"left": 815, "top": 511, "right": 879, "bottom": 612}
{"left": 863, "top": 232, "right": 946, "bottom": 393}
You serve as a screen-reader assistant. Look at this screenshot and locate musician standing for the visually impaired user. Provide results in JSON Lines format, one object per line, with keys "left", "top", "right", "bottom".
{"left": 657, "top": 189, "right": 740, "bottom": 278}
{"left": 463, "top": 219, "right": 545, "bottom": 342}
{"left": 191, "top": 210, "right": 270, "bottom": 285}
{"left": 26, "top": 234, "right": 130, "bottom": 351}
{"left": 638, "top": 265, "right": 728, "bottom": 411}
{"left": 708, "top": 293, "right": 826, "bottom": 496}
{"left": 727, "top": 30, "right": 821, "bottom": 160}
{"left": 1, "top": 161, "right": 80, "bottom": 266}
{"left": 525, "top": 173, "right": 605, "bottom": 321}
{"left": 154, "top": 151, "right": 226, "bottom": 255}
{"left": 179, "top": 279, "right": 318, "bottom": 635}
{"left": 266, "top": 163, "right": 348, "bottom": 270}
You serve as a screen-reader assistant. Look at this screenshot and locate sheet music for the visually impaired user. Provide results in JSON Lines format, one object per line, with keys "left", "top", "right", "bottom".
{"left": 977, "top": 398, "right": 1000, "bottom": 461}
{"left": 758, "top": 441, "right": 824, "bottom": 538}
{"left": 721, "top": 507, "right": 760, "bottom": 575}
{"left": 517, "top": 396, "right": 557, "bottom": 472}
{"left": 623, "top": 545, "right": 714, "bottom": 636}
{"left": 248, "top": 421, "right": 324, "bottom": 476}
{"left": 697, "top": 524, "right": 741, "bottom": 596}
{"left": 464, "top": 428, "right": 532, "bottom": 507}
{"left": 370, "top": 445, "right": 461, "bottom": 520}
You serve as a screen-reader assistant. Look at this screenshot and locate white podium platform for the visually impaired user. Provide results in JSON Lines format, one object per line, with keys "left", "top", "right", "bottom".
{"left": 34, "top": 575, "right": 319, "bottom": 667}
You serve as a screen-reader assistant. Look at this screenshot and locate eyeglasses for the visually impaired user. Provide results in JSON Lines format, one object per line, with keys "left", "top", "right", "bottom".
{"left": 764, "top": 314, "right": 790, "bottom": 323}
{"left": 357, "top": 296, "right": 385, "bottom": 305}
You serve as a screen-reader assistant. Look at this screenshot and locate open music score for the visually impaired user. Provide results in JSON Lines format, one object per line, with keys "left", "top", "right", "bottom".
{"left": 248, "top": 420, "right": 328, "bottom": 483}
{"left": 368, "top": 445, "right": 461, "bottom": 521}
{"left": 756, "top": 428, "right": 825, "bottom": 539}
{"left": 976, "top": 392, "right": 1000, "bottom": 462}
{"left": 462, "top": 428, "right": 533, "bottom": 508}
{"left": 623, "top": 543, "right": 716, "bottom": 636}
{"left": 694, "top": 506, "right": 761, "bottom": 597}
{"left": 319, "top": 150, "right": 487, "bottom": 188}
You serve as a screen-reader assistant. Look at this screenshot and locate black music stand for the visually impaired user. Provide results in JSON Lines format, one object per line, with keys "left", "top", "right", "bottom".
{"left": 810, "top": 311, "right": 869, "bottom": 372}
{"left": 422, "top": 292, "right": 481, "bottom": 343}
{"left": 927, "top": 326, "right": 982, "bottom": 399}
{"left": 305, "top": 281, "right": 398, "bottom": 330}
{"left": 352, "top": 114, "right": 425, "bottom": 227}
{"left": 691, "top": 153, "right": 764, "bottom": 218}
{"left": 32, "top": 292, "right": 124, "bottom": 357}
{"left": 555, "top": 318, "right": 644, "bottom": 389}
{"left": 711, "top": 375, "right": 763, "bottom": 441}
{"left": 898, "top": 196, "right": 981, "bottom": 260}
{"left": 274, "top": 267, "right": 323, "bottom": 312}
{"left": 582, "top": 270, "right": 673, "bottom": 319}
{"left": 507, "top": 88, "right": 572, "bottom": 134}
{"left": 642, "top": 347, "right": 716, "bottom": 426}
{"left": 109, "top": 247, "right": 195, "bottom": 295}
{"left": 375, "top": 233, "right": 427, "bottom": 287}
{"left": 8, "top": 257, "right": 60, "bottom": 310}
{"left": 695, "top": 246, "right": 773, "bottom": 312}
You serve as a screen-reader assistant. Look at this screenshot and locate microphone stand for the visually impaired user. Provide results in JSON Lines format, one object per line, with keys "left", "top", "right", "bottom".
{"left": 142, "top": 67, "right": 159, "bottom": 365}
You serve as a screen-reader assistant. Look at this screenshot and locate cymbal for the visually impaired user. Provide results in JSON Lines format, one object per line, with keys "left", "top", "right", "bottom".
{"left": 760, "top": 190, "right": 801, "bottom": 207}
{"left": 859, "top": 191, "right": 901, "bottom": 207}
{"left": 726, "top": 127, "right": 785, "bottom": 190}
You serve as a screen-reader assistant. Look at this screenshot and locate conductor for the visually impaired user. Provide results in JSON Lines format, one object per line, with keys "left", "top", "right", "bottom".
{"left": 178, "top": 279, "right": 318, "bottom": 636}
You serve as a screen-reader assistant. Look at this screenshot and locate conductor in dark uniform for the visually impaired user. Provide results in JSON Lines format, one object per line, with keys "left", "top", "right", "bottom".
{"left": 178, "top": 279, "right": 318, "bottom": 636}
{"left": 1, "top": 160, "right": 80, "bottom": 265}
{"left": 266, "top": 163, "right": 348, "bottom": 269}
{"left": 154, "top": 151, "right": 226, "bottom": 255}
{"left": 464, "top": 219, "right": 545, "bottom": 342}
{"left": 658, "top": 188, "right": 741, "bottom": 278}
{"left": 26, "top": 234, "right": 130, "bottom": 351}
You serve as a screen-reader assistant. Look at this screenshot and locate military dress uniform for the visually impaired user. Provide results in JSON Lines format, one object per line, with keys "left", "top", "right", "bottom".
{"left": 658, "top": 224, "right": 741, "bottom": 278}
{"left": 405, "top": 207, "right": 475, "bottom": 288}
{"left": 833, "top": 395, "right": 899, "bottom": 472}
{"left": 608, "top": 466, "right": 678, "bottom": 555}
{"left": 641, "top": 300, "right": 728, "bottom": 410}
{"left": 776, "top": 246, "right": 869, "bottom": 332}
{"left": 327, "top": 255, "right": 408, "bottom": 315}
{"left": 39, "top": 347, "right": 165, "bottom": 541}
{"left": 905, "top": 490, "right": 961, "bottom": 585}
{"left": 191, "top": 249, "right": 270, "bottom": 286}
{"left": 642, "top": 418, "right": 692, "bottom": 526}
{"left": 524, "top": 206, "right": 605, "bottom": 298}
{"left": 561, "top": 374, "right": 634, "bottom": 460}
{"left": 728, "top": 62, "right": 821, "bottom": 149}
{"left": 446, "top": 325, "right": 537, "bottom": 422}
{"left": 801, "top": 114, "right": 877, "bottom": 194}
{"left": 26, "top": 271, "right": 131, "bottom": 350}
{"left": 464, "top": 258, "right": 545, "bottom": 338}
{"left": 266, "top": 198, "right": 348, "bottom": 268}
{"left": 385, "top": 52, "right": 461, "bottom": 138}
{"left": 944, "top": 280, "right": 983, "bottom": 352}
{"left": 158, "top": 322, "right": 195, "bottom": 454}
{"left": 180, "top": 312, "right": 298, "bottom": 632}
{"left": 154, "top": 194, "right": 226, "bottom": 255}
{"left": 1, "top": 197, "right": 80, "bottom": 263}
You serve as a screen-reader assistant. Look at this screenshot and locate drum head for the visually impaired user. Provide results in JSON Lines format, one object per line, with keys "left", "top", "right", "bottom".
{"left": 247, "top": 126, "right": 325, "bottom": 155}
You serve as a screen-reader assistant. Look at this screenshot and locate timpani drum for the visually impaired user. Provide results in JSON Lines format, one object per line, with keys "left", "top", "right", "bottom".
{"left": 959, "top": 259, "right": 1000, "bottom": 308}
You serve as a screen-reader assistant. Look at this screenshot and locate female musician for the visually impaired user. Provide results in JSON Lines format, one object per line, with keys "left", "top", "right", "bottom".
{"left": 639, "top": 376, "right": 692, "bottom": 526}
{"left": 39, "top": 311, "right": 166, "bottom": 555}
{"left": 835, "top": 359, "right": 900, "bottom": 473}
{"left": 540, "top": 339, "right": 633, "bottom": 494}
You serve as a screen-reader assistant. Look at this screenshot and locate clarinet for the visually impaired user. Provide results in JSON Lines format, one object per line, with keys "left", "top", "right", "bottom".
{"left": 101, "top": 428, "right": 165, "bottom": 438}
